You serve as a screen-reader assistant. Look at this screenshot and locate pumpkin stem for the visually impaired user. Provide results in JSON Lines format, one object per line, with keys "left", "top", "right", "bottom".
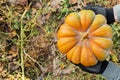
{"left": 80, "top": 32, "right": 89, "bottom": 41}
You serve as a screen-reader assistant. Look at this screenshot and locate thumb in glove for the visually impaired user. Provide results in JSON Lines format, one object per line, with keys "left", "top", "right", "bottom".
{"left": 84, "top": 5, "right": 115, "bottom": 24}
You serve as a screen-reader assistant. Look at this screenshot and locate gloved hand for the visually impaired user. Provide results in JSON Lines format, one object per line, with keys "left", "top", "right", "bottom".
{"left": 84, "top": 5, "right": 115, "bottom": 24}
{"left": 74, "top": 60, "right": 109, "bottom": 74}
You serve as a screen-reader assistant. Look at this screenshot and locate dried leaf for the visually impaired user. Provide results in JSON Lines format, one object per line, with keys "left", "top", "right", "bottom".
{"left": 8, "top": 30, "right": 17, "bottom": 38}
{"left": 50, "top": 0, "right": 62, "bottom": 11}
{"left": 45, "top": 12, "right": 52, "bottom": 20}
{"left": 7, "top": 0, "right": 28, "bottom": 5}
{"left": 60, "top": 68, "right": 74, "bottom": 75}
{"left": 33, "top": 2, "right": 42, "bottom": 9}
{"left": 7, "top": 0, "right": 16, "bottom": 5}
{"left": 8, "top": 62, "right": 19, "bottom": 71}
{"left": 0, "top": 63, "right": 4, "bottom": 72}
{"left": 18, "top": 0, "right": 28, "bottom": 5}
{"left": 9, "top": 45, "right": 18, "bottom": 57}
{"left": 69, "top": 0, "right": 78, "bottom": 4}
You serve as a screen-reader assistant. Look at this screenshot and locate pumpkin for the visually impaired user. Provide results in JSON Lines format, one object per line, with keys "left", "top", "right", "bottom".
{"left": 57, "top": 10, "right": 113, "bottom": 66}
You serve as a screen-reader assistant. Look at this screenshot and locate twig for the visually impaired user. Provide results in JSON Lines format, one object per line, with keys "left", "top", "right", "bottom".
{"left": 23, "top": 50, "right": 47, "bottom": 73}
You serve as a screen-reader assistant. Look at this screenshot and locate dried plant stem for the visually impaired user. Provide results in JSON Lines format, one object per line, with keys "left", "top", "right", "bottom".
{"left": 23, "top": 50, "right": 47, "bottom": 73}
{"left": 20, "top": 2, "right": 32, "bottom": 20}
{"left": 19, "top": 3, "right": 33, "bottom": 80}
{"left": 20, "top": 23, "right": 25, "bottom": 80}
{"left": 20, "top": 7, "right": 28, "bottom": 80}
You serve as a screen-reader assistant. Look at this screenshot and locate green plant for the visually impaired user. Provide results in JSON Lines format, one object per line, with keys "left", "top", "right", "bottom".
{"left": 0, "top": 3, "right": 42, "bottom": 79}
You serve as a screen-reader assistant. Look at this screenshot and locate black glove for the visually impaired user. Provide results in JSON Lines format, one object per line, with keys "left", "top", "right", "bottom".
{"left": 84, "top": 5, "right": 115, "bottom": 24}
{"left": 74, "top": 60, "right": 109, "bottom": 74}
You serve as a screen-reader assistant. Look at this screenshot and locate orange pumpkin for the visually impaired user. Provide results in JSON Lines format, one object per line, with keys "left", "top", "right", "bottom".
{"left": 57, "top": 10, "right": 113, "bottom": 66}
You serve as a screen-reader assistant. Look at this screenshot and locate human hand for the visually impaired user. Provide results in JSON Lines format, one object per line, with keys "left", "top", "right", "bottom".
{"left": 74, "top": 60, "right": 109, "bottom": 74}
{"left": 84, "top": 5, "right": 115, "bottom": 24}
